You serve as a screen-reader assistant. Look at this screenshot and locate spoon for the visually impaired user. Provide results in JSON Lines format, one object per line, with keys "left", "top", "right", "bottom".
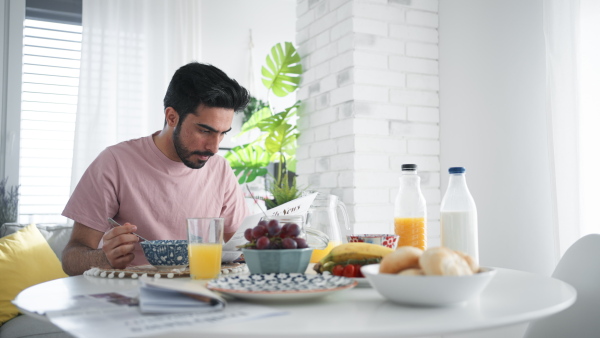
{"left": 107, "top": 218, "right": 149, "bottom": 242}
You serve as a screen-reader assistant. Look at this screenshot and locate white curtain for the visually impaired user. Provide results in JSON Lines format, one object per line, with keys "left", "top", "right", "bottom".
{"left": 543, "top": 0, "right": 581, "bottom": 259}
{"left": 70, "top": 0, "right": 202, "bottom": 191}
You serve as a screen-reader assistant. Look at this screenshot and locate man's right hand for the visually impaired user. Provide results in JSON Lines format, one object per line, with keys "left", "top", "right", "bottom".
{"left": 102, "top": 222, "right": 139, "bottom": 269}
{"left": 62, "top": 222, "right": 139, "bottom": 275}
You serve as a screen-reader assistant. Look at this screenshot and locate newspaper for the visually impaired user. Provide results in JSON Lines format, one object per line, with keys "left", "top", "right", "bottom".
{"left": 138, "top": 277, "right": 226, "bottom": 314}
{"left": 46, "top": 294, "right": 285, "bottom": 338}
{"left": 42, "top": 282, "right": 286, "bottom": 337}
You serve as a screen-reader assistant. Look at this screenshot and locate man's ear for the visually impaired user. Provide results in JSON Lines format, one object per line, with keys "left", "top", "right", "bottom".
{"left": 164, "top": 107, "right": 179, "bottom": 127}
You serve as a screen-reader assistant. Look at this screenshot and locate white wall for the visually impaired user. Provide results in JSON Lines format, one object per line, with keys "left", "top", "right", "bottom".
{"left": 439, "top": 0, "right": 556, "bottom": 276}
{"left": 200, "top": 0, "right": 297, "bottom": 149}
{"left": 295, "top": 0, "right": 442, "bottom": 241}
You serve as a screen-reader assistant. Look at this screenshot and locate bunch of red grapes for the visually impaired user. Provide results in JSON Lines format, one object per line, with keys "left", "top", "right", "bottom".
{"left": 243, "top": 219, "right": 308, "bottom": 250}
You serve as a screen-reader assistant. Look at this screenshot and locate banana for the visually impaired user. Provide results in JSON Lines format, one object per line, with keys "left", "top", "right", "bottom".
{"left": 320, "top": 242, "right": 394, "bottom": 264}
{"left": 314, "top": 243, "right": 395, "bottom": 274}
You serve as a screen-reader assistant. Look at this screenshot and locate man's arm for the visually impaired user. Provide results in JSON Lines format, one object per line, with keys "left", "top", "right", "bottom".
{"left": 61, "top": 222, "right": 139, "bottom": 276}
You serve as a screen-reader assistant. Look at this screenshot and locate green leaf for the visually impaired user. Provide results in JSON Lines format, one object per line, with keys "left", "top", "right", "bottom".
{"left": 265, "top": 124, "right": 296, "bottom": 156}
{"left": 285, "top": 155, "right": 296, "bottom": 173}
{"left": 257, "top": 103, "right": 300, "bottom": 163}
{"left": 261, "top": 42, "right": 302, "bottom": 97}
{"left": 224, "top": 144, "right": 271, "bottom": 184}
{"left": 236, "top": 106, "right": 273, "bottom": 138}
{"left": 257, "top": 102, "right": 299, "bottom": 131}
{"left": 265, "top": 173, "right": 304, "bottom": 209}
{"left": 241, "top": 96, "right": 268, "bottom": 124}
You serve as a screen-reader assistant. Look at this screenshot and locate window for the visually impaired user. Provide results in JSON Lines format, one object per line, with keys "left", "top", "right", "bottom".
{"left": 5, "top": 0, "right": 83, "bottom": 224}
{"left": 18, "top": 18, "right": 81, "bottom": 224}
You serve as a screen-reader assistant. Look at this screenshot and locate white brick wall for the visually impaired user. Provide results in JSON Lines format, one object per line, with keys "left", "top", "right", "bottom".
{"left": 296, "top": 0, "right": 440, "bottom": 243}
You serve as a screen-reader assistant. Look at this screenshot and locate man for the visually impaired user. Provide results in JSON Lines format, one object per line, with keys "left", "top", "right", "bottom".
{"left": 61, "top": 62, "right": 250, "bottom": 276}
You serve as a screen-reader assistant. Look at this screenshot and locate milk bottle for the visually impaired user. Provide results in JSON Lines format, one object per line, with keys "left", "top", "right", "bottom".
{"left": 440, "top": 167, "right": 479, "bottom": 263}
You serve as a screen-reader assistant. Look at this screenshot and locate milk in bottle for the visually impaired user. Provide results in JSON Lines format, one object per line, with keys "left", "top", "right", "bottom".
{"left": 440, "top": 167, "right": 479, "bottom": 263}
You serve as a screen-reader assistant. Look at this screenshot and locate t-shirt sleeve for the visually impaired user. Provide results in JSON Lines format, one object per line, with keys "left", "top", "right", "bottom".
{"left": 62, "top": 148, "right": 120, "bottom": 232}
{"left": 219, "top": 162, "right": 249, "bottom": 235}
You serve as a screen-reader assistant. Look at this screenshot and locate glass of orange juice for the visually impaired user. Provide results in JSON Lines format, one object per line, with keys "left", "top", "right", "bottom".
{"left": 187, "top": 217, "right": 224, "bottom": 280}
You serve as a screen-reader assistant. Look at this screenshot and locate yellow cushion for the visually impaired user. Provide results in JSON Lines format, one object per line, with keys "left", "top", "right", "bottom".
{"left": 0, "top": 224, "right": 67, "bottom": 325}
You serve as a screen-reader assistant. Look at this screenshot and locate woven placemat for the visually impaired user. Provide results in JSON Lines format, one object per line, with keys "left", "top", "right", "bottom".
{"left": 83, "top": 263, "right": 247, "bottom": 279}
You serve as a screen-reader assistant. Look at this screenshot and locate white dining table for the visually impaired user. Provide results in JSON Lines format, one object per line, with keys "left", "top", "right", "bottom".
{"left": 13, "top": 267, "right": 576, "bottom": 338}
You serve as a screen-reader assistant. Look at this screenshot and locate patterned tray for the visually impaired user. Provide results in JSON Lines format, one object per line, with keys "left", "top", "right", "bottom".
{"left": 83, "top": 263, "right": 247, "bottom": 279}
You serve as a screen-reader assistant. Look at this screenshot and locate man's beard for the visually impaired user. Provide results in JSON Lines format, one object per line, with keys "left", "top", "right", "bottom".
{"left": 172, "top": 127, "right": 214, "bottom": 169}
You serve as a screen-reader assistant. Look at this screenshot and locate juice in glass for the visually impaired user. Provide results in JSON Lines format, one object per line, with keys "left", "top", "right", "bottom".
{"left": 310, "top": 241, "right": 340, "bottom": 263}
{"left": 394, "top": 217, "right": 426, "bottom": 250}
{"left": 188, "top": 243, "right": 222, "bottom": 280}
{"left": 187, "top": 217, "right": 224, "bottom": 280}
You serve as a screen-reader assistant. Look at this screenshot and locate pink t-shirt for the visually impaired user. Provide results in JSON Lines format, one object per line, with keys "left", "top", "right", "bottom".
{"left": 62, "top": 132, "right": 248, "bottom": 266}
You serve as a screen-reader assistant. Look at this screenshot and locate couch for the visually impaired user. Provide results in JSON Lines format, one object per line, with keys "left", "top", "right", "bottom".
{"left": 0, "top": 223, "right": 73, "bottom": 338}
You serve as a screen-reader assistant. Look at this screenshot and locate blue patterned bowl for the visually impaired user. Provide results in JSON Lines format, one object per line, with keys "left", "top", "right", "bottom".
{"left": 140, "top": 240, "right": 188, "bottom": 271}
{"left": 242, "top": 248, "right": 313, "bottom": 274}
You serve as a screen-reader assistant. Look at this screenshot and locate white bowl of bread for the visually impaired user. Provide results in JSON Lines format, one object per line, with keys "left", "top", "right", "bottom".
{"left": 361, "top": 246, "right": 496, "bottom": 307}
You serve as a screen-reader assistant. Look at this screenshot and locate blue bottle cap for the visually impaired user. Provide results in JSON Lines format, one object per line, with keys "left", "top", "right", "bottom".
{"left": 449, "top": 167, "right": 466, "bottom": 174}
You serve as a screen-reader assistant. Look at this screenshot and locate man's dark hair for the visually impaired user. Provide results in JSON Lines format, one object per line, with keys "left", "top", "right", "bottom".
{"left": 163, "top": 62, "right": 250, "bottom": 124}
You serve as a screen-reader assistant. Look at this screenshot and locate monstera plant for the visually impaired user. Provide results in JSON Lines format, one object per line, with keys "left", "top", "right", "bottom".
{"left": 225, "top": 41, "right": 303, "bottom": 207}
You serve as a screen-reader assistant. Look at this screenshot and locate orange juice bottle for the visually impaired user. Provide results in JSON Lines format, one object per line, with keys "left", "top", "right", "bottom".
{"left": 394, "top": 164, "right": 427, "bottom": 250}
{"left": 394, "top": 217, "right": 426, "bottom": 250}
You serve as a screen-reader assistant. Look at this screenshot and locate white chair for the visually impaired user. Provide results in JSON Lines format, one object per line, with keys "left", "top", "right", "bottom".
{"left": 524, "top": 234, "right": 600, "bottom": 338}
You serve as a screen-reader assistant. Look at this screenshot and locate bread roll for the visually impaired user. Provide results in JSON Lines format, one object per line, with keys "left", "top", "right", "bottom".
{"left": 454, "top": 250, "right": 479, "bottom": 273}
{"left": 379, "top": 246, "right": 423, "bottom": 274}
{"left": 398, "top": 268, "right": 424, "bottom": 276}
{"left": 419, "top": 246, "right": 473, "bottom": 276}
